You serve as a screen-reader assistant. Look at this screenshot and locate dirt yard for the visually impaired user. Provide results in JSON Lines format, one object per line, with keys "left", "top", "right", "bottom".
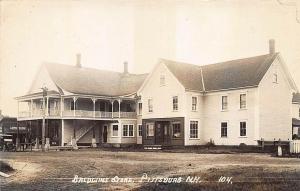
{"left": 0, "top": 149, "right": 300, "bottom": 191}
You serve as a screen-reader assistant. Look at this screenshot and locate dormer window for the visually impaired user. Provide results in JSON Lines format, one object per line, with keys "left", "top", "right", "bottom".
{"left": 160, "top": 74, "right": 166, "bottom": 86}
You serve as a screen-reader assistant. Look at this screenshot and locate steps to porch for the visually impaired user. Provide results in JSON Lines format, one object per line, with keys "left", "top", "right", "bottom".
{"left": 143, "top": 145, "right": 162, "bottom": 150}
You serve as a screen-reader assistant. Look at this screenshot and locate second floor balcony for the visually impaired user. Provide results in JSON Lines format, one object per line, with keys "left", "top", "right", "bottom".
{"left": 17, "top": 96, "right": 137, "bottom": 120}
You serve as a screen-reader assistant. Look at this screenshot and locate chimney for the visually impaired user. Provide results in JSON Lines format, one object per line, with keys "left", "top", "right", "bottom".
{"left": 76, "top": 53, "right": 81, "bottom": 68}
{"left": 269, "top": 39, "right": 275, "bottom": 54}
{"left": 123, "top": 61, "right": 128, "bottom": 74}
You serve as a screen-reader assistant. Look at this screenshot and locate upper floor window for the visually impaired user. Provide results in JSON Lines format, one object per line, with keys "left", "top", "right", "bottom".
{"left": 240, "top": 122, "right": 247, "bottom": 137}
{"left": 138, "top": 103, "right": 142, "bottom": 115}
{"left": 172, "top": 122, "right": 181, "bottom": 138}
{"left": 123, "top": 124, "right": 134, "bottom": 137}
{"left": 240, "top": 94, "right": 246, "bottom": 109}
{"left": 192, "top": 97, "right": 197, "bottom": 111}
{"left": 160, "top": 74, "right": 166, "bottom": 86}
{"left": 221, "top": 122, "right": 227, "bottom": 137}
{"left": 148, "top": 99, "right": 153, "bottom": 112}
{"left": 173, "top": 96, "right": 178, "bottom": 111}
{"left": 222, "top": 96, "right": 228, "bottom": 110}
{"left": 138, "top": 125, "right": 142, "bottom": 137}
{"left": 190, "top": 121, "right": 198, "bottom": 139}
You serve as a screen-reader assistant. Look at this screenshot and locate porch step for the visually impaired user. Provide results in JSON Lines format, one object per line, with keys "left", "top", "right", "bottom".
{"left": 144, "top": 145, "right": 162, "bottom": 150}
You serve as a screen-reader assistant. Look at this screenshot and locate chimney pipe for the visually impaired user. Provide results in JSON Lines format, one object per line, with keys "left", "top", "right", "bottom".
{"left": 76, "top": 54, "right": 81, "bottom": 68}
{"left": 269, "top": 39, "right": 275, "bottom": 54}
{"left": 123, "top": 61, "right": 128, "bottom": 74}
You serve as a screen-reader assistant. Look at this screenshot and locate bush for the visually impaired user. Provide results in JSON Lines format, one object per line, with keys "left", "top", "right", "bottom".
{"left": 206, "top": 139, "right": 216, "bottom": 147}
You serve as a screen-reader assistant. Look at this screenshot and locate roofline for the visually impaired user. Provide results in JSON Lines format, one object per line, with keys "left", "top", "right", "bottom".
{"left": 189, "top": 85, "right": 259, "bottom": 94}
{"left": 276, "top": 54, "right": 299, "bottom": 92}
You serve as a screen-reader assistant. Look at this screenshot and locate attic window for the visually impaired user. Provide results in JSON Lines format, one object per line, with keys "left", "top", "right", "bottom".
{"left": 273, "top": 73, "right": 278, "bottom": 83}
{"left": 160, "top": 74, "right": 166, "bottom": 86}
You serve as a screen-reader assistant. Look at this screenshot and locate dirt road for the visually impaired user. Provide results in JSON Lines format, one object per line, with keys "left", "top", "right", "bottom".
{"left": 1, "top": 149, "right": 300, "bottom": 190}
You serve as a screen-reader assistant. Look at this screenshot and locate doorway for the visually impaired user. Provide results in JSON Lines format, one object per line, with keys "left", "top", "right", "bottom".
{"left": 103, "top": 125, "right": 108, "bottom": 143}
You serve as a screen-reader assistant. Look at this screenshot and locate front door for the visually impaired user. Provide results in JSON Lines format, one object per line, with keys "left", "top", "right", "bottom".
{"left": 155, "top": 123, "right": 164, "bottom": 145}
{"left": 103, "top": 125, "right": 108, "bottom": 143}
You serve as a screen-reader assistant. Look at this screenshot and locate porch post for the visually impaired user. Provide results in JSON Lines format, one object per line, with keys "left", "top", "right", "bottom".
{"left": 46, "top": 97, "right": 49, "bottom": 116}
{"left": 111, "top": 100, "right": 114, "bottom": 118}
{"left": 30, "top": 99, "right": 33, "bottom": 117}
{"left": 118, "top": 99, "right": 121, "bottom": 118}
{"left": 73, "top": 97, "right": 77, "bottom": 117}
{"left": 61, "top": 119, "right": 64, "bottom": 146}
{"left": 92, "top": 98, "right": 96, "bottom": 118}
{"left": 60, "top": 97, "right": 64, "bottom": 117}
{"left": 17, "top": 101, "right": 20, "bottom": 118}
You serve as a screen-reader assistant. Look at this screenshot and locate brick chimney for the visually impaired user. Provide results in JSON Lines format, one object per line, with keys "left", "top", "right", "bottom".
{"left": 76, "top": 54, "right": 81, "bottom": 68}
{"left": 269, "top": 39, "right": 275, "bottom": 54}
{"left": 123, "top": 61, "right": 128, "bottom": 74}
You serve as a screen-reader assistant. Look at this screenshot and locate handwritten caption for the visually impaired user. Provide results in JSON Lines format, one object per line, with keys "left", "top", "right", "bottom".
{"left": 71, "top": 173, "right": 233, "bottom": 184}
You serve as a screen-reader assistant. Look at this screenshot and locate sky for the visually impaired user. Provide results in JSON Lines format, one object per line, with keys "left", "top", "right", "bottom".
{"left": 0, "top": 0, "right": 300, "bottom": 116}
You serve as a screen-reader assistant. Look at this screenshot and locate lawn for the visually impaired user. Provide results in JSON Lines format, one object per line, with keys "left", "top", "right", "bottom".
{"left": 1, "top": 149, "right": 300, "bottom": 190}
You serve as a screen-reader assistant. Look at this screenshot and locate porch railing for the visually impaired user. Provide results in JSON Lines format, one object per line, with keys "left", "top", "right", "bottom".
{"left": 18, "top": 111, "right": 31, "bottom": 118}
{"left": 49, "top": 109, "right": 60, "bottom": 116}
{"left": 19, "top": 109, "right": 136, "bottom": 119}
{"left": 75, "top": 110, "right": 94, "bottom": 118}
{"left": 95, "top": 111, "right": 112, "bottom": 118}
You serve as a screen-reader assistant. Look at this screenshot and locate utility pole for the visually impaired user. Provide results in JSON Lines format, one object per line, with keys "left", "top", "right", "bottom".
{"left": 41, "top": 86, "right": 48, "bottom": 151}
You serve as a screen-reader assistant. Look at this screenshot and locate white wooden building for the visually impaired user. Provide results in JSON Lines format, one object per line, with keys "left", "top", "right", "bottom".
{"left": 16, "top": 40, "right": 298, "bottom": 147}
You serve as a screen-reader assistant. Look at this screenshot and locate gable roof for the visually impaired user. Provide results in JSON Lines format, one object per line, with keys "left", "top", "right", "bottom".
{"left": 293, "top": 93, "right": 300, "bottom": 103}
{"left": 45, "top": 63, "right": 148, "bottom": 97}
{"left": 163, "top": 53, "right": 279, "bottom": 92}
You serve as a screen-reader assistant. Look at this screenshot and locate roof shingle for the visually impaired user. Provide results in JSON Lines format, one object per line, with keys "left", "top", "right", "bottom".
{"left": 45, "top": 63, "right": 148, "bottom": 96}
{"left": 163, "top": 53, "right": 278, "bottom": 92}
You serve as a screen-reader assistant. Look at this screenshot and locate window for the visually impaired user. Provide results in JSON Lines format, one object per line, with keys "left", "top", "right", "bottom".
{"left": 70, "top": 100, "right": 75, "bottom": 110}
{"left": 240, "top": 122, "right": 247, "bottom": 136}
{"left": 138, "top": 125, "right": 142, "bottom": 137}
{"left": 221, "top": 122, "right": 227, "bottom": 137}
{"left": 112, "top": 125, "right": 118, "bottom": 137}
{"left": 123, "top": 125, "right": 134, "bottom": 137}
{"left": 299, "top": 108, "right": 300, "bottom": 118}
{"left": 138, "top": 103, "right": 142, "bottom": 115}
{"left": 172, "top": 122, "right": 181, "bottom": 138}
{"left": 173, "top": 96, "right": 178, "bottom": 111}
{"left": 192, "top": 97, "right": 197, "bottom": 111}
{"left": 273, "top": 73, "right": 278, "bottom": 83}
{"left": 190, "top": 121, "right": 198, "bottom": 138}
{"left": 146, "top": 123, "right": 154, "bottom": 137}
{"left": 148, "top": 99, "right": 153, "bottom": 112}
{"left": 160, "top": 74, "right": 166, "bottom": 86}
{"left": 240, "top": 94, "right": 246, "bottom": 109}
{"left": 222, "top": 96, "right": 228, "bottom": 110}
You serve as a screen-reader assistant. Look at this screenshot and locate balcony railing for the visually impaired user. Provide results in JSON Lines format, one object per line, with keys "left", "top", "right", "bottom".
{"left": 19, "top": 111, "right": 31, "bottom": 118}
{"left": 19, "top": 109, "right": 136, "bottom": 119}
{"left": 49, "top": 108, "right": 60, "bottom": 117}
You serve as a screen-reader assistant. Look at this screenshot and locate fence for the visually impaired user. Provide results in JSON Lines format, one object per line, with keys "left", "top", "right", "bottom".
{"left": 290, "top": 140, "right": 300, "bottom": 154}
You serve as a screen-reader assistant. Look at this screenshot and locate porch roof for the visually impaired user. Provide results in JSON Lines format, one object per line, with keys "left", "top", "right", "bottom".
{"left": 45, "top": 63, "right": 148, "bottom": 97}
{"left": 293, "top": 118, "right": 300, "bottom": 127}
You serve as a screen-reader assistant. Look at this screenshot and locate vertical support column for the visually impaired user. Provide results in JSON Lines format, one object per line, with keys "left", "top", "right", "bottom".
{"left": 17, "top": 101, "right": 20, "bottom": 118}
{"left": 118, "top": 99, "right": 121, "bottom": 118}
{"left": 31, "top": 99, "right": 33, "bottom": 117}
{"left": 111, "top": 100, "right": 114, "bottom": 118}
{"left": 46, "top": 97, "right": 49, "bottom": 116}
{"left": 60, "top": 97, "right": 64, "bottom": 117}
{"left": 92, "top": 98, "right": 96, "bottom": 118}
{"left": 61, "top": 119, "right": 64, "bottom": 146}
{"left": 73, "top": 97, "right": 77, "bottom": 117}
